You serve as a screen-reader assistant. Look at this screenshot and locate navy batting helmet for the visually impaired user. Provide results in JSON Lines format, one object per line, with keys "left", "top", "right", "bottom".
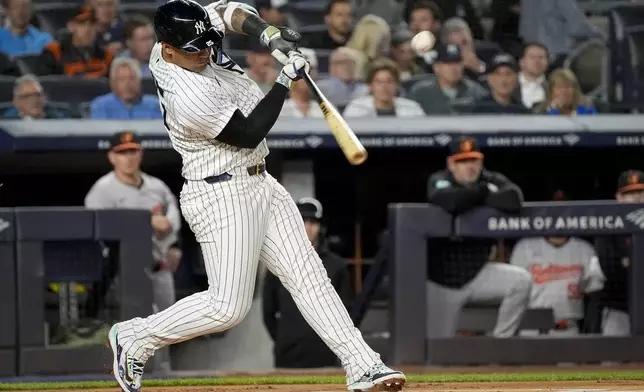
{"left": 154, "top": 0, "right": 224, "bottom": 53}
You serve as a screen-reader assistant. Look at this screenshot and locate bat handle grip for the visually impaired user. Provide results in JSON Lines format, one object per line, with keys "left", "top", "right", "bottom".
{"left": 302, "top": 72, "right": 324, "bottom": 105}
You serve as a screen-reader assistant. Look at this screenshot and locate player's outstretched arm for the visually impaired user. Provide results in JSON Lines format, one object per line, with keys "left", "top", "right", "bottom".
{"left": 214, "top": 54, "right": 309, "bottom": 149}
{"left": 215, "top": 1, "right": 299, "bottom": 64}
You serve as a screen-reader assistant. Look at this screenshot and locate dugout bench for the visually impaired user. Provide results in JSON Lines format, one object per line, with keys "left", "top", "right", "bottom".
{"left": 388, "top": 201, "right": 644, "bottom": 365}
{"left": 0, "top": 207, "right": 154, "bottom": 376}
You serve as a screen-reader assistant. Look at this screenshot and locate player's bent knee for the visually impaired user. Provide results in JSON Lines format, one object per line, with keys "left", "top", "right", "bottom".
{"left": 512, "top": 269, "right": 533, "bottom": 296}
{"left": 209, "top": 299, "right": 253, "bottom": 330}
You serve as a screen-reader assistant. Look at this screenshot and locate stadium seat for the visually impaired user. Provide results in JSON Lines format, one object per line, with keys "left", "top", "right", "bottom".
{"left": 564, "top": 38, "right": 607, "bottom": 95}
{"left": 13, "top": 54, "right": 43, "bottom": 75}
{"left": 607, "top": 5, "right": 644, "bottom": 107}
{"left": 44, "top": 101, "right": 75, "bottom": 117}
{"left": 314, "top": 49, "right": 332, "bottom": 73}
{"left": 33, "top": 3, "right": 80, "bottom": 35}
{"left": 141, "top": 77, "right": 158, "bottom": 96}
{"left": 0, "top": 102, "right": 14, "bottom": 117}
{"left": 0, "top": 76, "right": 16, "bottom": 103}
{"left": 298, "top": 24, "right": 328, "bottom": 46}
{"left": 38, "top": 75, "right": 110, "bottom": 104}
{"left": 458, "top": 304, "right": 555, "bottom": 335}
{"left": 78, "top": 101, "right": 91, "bottom": 118}
{"left": 283, "top": 2, "right": 326, "bottom": 26}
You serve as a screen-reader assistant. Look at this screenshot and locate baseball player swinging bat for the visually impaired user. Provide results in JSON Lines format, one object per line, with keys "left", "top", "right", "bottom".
{"left": 302, "top": 72, "right": 367, "bottom": 165}
{"left": 106, "top": 0, "right": 404, "bottom": 391}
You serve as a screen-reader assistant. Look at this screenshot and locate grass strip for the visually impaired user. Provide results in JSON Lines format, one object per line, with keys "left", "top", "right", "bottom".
{"left": 1, "top": 370, "right": 643, "bottom": 390}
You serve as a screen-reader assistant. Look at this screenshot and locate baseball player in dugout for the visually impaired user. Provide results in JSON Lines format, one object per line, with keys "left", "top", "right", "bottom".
{"left": 510, "top": 190, "right": 606, "bottom": 336}
{"left": 426, "top": 136, "right": 533, "bottom": 338}
{"left": 85, "top": 131, "right": 181, "bottom": 373}
{"left": 262, "top": 198, "right": 352, "bottom": 369}
{"left": 107, "top": 0, "right": 405, "bottom": 391}
{"left": 589, "top": 170, "right": 644, "bottom": 336}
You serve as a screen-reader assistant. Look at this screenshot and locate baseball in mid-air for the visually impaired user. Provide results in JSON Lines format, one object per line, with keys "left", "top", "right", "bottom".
{"left": 410, "top": 31, "right": 436, "bottom": 54}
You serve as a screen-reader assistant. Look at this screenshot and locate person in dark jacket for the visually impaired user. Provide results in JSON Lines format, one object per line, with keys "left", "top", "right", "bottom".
{"left": 425, "top": 136, "right": 532, "bottom": 338}
{"left": 472, "top": 53, "right": 530, "bottom": 114}
{"left": 262, "top": 197, "right": 352, "bottom": 368}
{"left": 590, "top": 170, "right": 644, "bottom": 336}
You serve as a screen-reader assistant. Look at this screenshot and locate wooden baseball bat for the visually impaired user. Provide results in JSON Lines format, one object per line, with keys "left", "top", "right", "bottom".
{"left": 302, "top": 72, "right": 367, "bottom": 165}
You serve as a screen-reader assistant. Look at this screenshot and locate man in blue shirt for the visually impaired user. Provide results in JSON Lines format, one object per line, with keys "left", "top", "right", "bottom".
{"left": 0, "top": 0, "right": 52, "bottom": 56}
{"left": 90, "top": 57, "right": 161, "bottom": 119}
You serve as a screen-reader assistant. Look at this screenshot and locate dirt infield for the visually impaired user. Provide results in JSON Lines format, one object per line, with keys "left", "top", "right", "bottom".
{"left": 19, "top": 381, "right": 644, "bottom": 392}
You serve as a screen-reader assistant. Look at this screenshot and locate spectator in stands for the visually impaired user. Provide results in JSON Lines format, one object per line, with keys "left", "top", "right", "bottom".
{"left": 0, "top": 51, "right": 20, "bottom": 76}
{"left": 2, "top": 74, "right": 69, "bottom": 119}
{"left": 316, "top": 47, "right": 370, "bottom": 108}
{"left": 518, "top": 0, "right": 605, "bottom": 70}
{"left": 490, "top": 0, "right": 522, "bottom": 58}
{"left": 440, "top": 17, "right": 501, "bottom": 82}
{"left": 302, "top": 0, "right": 352, "bottom": 49}
{"left": 263, "top": 197, "right": 351, "bottom": 368}
{"left": 408, "top": 43, "right": 487, "bottom": 114}
{"left": 405, "top": 0, "right": 442, "bottom": 73}
{"left": 534, "top": 68, "right": 596, "bottom": 116}
{"left": 85, "top": 131, "right": 180, "bottom": 373}
{"left": 38, "top": 6, "right": 114, "bottom": 78}
{"left": 280, "top": 48, "right": 323, "bottom": 118}
{"left": 472, "top": 53, "right": 529, "bottom": 114}
{"left": 591, "top": 170, "right": 644, "bottom": 337}
{"left": 390, "top": 29, "right": 424, "bottom": 82}
{"left": 244, "top": 46, "right": 277, "bottom": 94}
{"left": 0, "top": 0, "right": 52, "bottom": 56}
{"left": 345, "top": 14, "right": 391, "bottom": 81}
{"left": 89, "top": 57, "right": 161, "bottom": 119}
{"left": 510, "top": 190, "right": 605, "bottom": 336}
{"left": 404, "top": 0, "right": 483, "bottom": 40}
{"left": 88, "top": 0, "right": 125, "bottom": 53}
{"left": 117, "top": 15, "right": 154, "bottom": 78}
{"left": 426, "top": 136, "right": 530, "bottom": 338}
{"left": 516, "top": 43, "right": 549, "bottom": 110}
{"left": 407, "top": 0, "right": 441, "bottom": 35}
{"left": 343, "top": 58, "right": 425, "bottom": 117}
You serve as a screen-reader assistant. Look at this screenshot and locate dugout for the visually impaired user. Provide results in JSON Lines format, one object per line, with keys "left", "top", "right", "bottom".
{"left": 389, "top": 202, "right": 644, "bottom": 365}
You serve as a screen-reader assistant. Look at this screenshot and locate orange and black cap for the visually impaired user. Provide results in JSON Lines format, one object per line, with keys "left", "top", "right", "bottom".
{"left": 617, "top": 170, "right": 644, "bottom": 194}
{"left": 448, "top": 136, "right": 484, "bottom": 162}
{"left": 110, "top": 131, "right": 141, "bottom": 152}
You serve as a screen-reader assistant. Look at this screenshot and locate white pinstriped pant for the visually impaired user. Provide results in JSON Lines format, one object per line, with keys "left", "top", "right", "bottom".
{"left": 117, "top": 168, "right": 380, "bottom": 382}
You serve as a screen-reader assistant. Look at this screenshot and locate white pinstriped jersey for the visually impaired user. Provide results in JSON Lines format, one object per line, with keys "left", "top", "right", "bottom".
{"left": 149, "top": 5, "right": 268, "bottom": 180}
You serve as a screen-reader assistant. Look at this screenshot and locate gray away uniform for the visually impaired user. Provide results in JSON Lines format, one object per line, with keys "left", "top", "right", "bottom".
{"left": 85, "top": 171, "right": 181, "bottom": 370}
{"left": 510, "top": 237, "right": 605, "bottom": 336}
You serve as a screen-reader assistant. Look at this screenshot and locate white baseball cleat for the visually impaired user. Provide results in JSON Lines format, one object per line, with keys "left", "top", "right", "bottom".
{"left": 108, "top": 323, "right": 145, "bottom": 392}
{"left": 347, "top": 363, "right": 406, "bottom": 391}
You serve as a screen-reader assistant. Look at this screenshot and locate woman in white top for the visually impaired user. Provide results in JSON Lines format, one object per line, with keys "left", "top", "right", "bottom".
{"left": 279, "top": 48, "right": 324, "bottom": 118}
{"left": 343, "top": 58, "right": 425, "bottom": 117}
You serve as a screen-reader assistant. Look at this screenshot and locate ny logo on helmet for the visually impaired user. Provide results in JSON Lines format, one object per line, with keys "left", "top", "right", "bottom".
{"left": 195, "top": 20, "right": 206, "bottom": 34}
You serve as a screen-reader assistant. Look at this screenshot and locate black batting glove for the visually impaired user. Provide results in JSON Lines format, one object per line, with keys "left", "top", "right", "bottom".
{"left": 260, "top": 26, "right": 301, "bottom": 65}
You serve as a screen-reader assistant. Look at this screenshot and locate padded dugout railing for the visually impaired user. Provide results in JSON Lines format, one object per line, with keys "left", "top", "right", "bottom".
{"left": 0, "top": 207, "right": 154, "bottom": 375}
